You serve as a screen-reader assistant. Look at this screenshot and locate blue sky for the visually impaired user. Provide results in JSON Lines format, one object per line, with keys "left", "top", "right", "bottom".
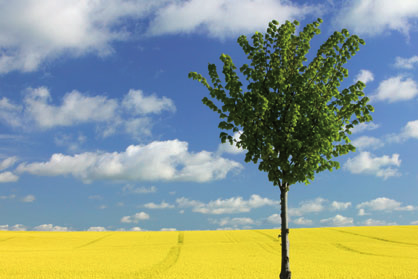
{"left": 0, "top": 0, "right": 418, "bottom": 232}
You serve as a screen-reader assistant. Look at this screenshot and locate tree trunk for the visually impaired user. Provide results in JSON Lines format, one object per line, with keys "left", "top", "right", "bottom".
{"left": 280, "top": 184, "right": 291, "bottom": 279}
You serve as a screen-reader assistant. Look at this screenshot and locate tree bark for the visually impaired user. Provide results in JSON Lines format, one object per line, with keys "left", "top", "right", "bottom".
{"left": 280, "top": 183, "right": 291, "bottom": 279}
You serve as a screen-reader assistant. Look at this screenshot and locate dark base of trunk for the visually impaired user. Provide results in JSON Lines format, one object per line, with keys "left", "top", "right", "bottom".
{"left": 280, "top": 271, "right": 291, "bottom": 279}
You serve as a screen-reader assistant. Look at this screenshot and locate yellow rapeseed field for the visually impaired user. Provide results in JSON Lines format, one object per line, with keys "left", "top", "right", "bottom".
{"left": 1, "top": 226, "right": 418, "bottom": 278}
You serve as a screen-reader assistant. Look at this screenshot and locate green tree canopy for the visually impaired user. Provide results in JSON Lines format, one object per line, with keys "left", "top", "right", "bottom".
{"left": 189, "top": 18, "right": 374, "bottom": 279}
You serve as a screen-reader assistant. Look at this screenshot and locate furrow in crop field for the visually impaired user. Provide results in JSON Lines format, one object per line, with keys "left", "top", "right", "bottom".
{"left": 141, "top": 232, "right": 184, "bottom": 278}
{"left": 74, "top": 233, "right": 113, "bottom": 249}
{"left": 0, "top": 236, "right": 15, "bottom": 242}
{"left": 253, "top": 230, "right": 279, "bottom": 242}
{"left": 333, "top": 242, "right": 418, "bottom": 259}
{"left": 329, "top": 228, "right": 418, "bottom": 247}
{"left": 256, "top": 242, "right": 280, "bottom": 256}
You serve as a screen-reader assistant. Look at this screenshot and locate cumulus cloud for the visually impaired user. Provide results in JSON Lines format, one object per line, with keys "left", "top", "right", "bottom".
{"left": 0, "top": 87, "right": 175, "bottom": 139}
{"left": 293, "top": 217, "right": 313, "bottom": 226}
{"left": 335, "top": 0, "right": 418, "bottom": 36}
{"left": 122, "top": 89, "right": 175, "bottom": 115}
{"left": 344, "top": 151, "right": 401, "bottom": 179}
{"left": 17, "top": 140, "right": 242, "bottom": 183}
{"left": 21, "top": 194, "right": 35, "bottom": 203}
{"left": 361, "top": 219, "right": 397, "bottom": 226}
{"left": 351, "top": 122, "right": 380, "bottom": 134}
{"left": 121, "top": 212, "right": 150, "bottom": 223}
{"left": 33, "top": 224, "right": 69, "bottom": 231}
{"left": 373, "top": 76, "right": 418, "bottom": 102}
{"left": 0, "top": 0, "right": 167, "bottom": 73}
{"left": 0, "top": 225, "right": 8, "bottom": 230}
{"left": 148, "top": 0, "right": 321, "bottom": 39}
{"left": 357, "top": 197, "right": 416, "bottom": 212}
{"left": 144, "top": 201, "right": 175, "bottom": 209}
{"left": 130, "top": 227, "right": 143, "bottom": 231}
{"left": 330, "top": 201, "right": 352, "bottom": 211}
{"left": 320, "top": 214, "right": 353, "bottom": 227}
{"left": 388, "top": 120, "right": 418, "bottom": 142}
{"left": 6, "top": 224, "right": 27, "bottom": 231}
{"left": 217, "top": 131, "right": 245, "bottom": 155}
{"left": 289, "top": 198, "right": 327, "bottom": 216}
{"left": 0, "top": 156, "right": 18, "bottom": 171}
{"left": 160, "top": 228, "right": 176, "bottom": 231}
{"left": 211, "top": 217, "right": 255, "bottom": 229}
{"left": 176, "top": 194, "right": 278, "bottom": 215}
{"left": 267, "top": 213, "right": 281, "bottom": 225}
{"left": 354, "top": 69, "right": 374, "bottom": 84}
{"left": 351, "top": 136, "right": 384, "bottom": 150}
{"left": 0, "top": 194, "right": 16, "bottom": 200}
{"left": 123, "top": 185, "right": 157, "bottom": 194}
{"left": 0, "top": 171, "right": 19, "bottom": 183}
{"left": 358, "top": 208, "right": 369, "bottom": 216}
{"left": 411, "top": 220, "right": 418, "bottom": 225}
{"left": 394, "top": 56, "right": 418, "bottom": 69}
{"left": 87, "top": 226, "right": 107, "bottom": 231}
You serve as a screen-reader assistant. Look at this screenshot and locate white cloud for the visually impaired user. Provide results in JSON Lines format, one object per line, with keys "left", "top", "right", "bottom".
{"left": 289, "top": 198, "right": 327, "bottom": 216}
{"left": 361, "top": 219, "right": 397, "bottom": 226}
{"left": 87, "top": 226, "right": 107, "bottom": 231}
{"left": 0, "top": 156, "right": 18, "bottom": 171}
{"left": 355, "top": 69, "right": 374, "bottom": 84}
{"left": 10, "top": 224, "right": 27, "bottom": 231}
{"left": 144, "top": 201, "right": 175, "bottom": 209}
{"left": 121, "top": 212, "right": 150, "bottom": 223}
{"left": 293, "top": 217, "right": 313, "bottom": 226}
{"left": 1, "top": 87, "right": 175, "bottom": 139}
{"left": 0, "top": 194, "right": 16, "bottom": 200}
{"left": 0, "top": 171, "right": 19, "bottom": 183}
{"left": 0, "top": 225, "right": 8, "bottom": 230}
{"left": 330, "top": 201, "right": 352, "bottom": 211}
{"left": 33, "top": 224, "right": 69, "bottom": 231}
{"left": 217, "top": 131, "right": 245, "bottom": 155}
{"left": 176, "top": 194, "right": 278, "bottom": 215}
{"left": 123, "top": 185, "right": 157, "bottom": 194}
{"left": 411, "top": 220, "right": 418, "bottom": 225}
{"left": 351, "top": 122, "right": 380, "bottom": 134}
{"left": 335, "top": 0, "right": 418, "bottom": 36}
{"left": 211, "top": 217, "right": 255, "bottom": 228}
{"left": 267, "top": 213, "right": 281, "bottom": 225}
{"left": 344, "top": 151, "right": 401, "bottom": 179}
{"left": 122, "top": 89, "right": 175, "bottom": 115}
{"left": 352, "top": 136, "right": 384, "bottom": 150}
{"left": 320, "top": 215, "right": 353, "bottom": 227}
{"left": 160, "top": 228, "right": 176, "bottom": 231}
{"left": 357, "top": 197, "right": 416, "bottom": 212}
{"left": 389, "top": 120, "right": 418, "bottom": 142}
{"left": 373, "top": 76, "right": 418, "bottom": 102}
{"left": 148, "top": 0, "right": 321, "bottom": 39}
{"left": 17, "top": 140, "right": 242, "bottom": 183}
{"left": 0, "top": 0, "right": 166, "bottom": 73}
{"left": 0, "top": 98, "right": 23, "bottom": 127}
{"left": 358, "top": 209, "right": 369, "bottom": 216}
{"left": 21, "top": 194, "right": 35, "bottom": 203}
{"left": 24, "top": 87, "right": 118, "bottom": 129}
{"left": 394, "top": 56, "right": 418, "bottom": 69}
{"left": 130, "top": 227, "right": 143, "bottom": 231}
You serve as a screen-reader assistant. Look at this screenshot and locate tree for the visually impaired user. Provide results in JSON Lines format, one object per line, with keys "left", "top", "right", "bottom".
{"left": 189, "top": 18, "right": 374, "bottom": 279}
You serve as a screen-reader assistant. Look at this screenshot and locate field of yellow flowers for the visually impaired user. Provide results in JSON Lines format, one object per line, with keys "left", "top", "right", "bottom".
{"left": 1, "top": 226, "right": 418, "bottom": 278}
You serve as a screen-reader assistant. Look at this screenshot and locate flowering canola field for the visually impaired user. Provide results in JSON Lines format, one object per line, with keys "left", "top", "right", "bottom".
{"left": 1, "top": 226, "right": 418, "bottom": 278}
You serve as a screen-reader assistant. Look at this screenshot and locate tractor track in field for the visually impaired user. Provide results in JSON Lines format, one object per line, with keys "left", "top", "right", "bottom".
{"left": 253, "top": 230, "right": 279, "bottom": 242}
{"left": 225, "top": 231, "right": 239, "bottom": 244}
{"left": 74, "top": 233, "right": 113, "bottom": 249}
{"left": 329, "top": 228, "right": 418, "bottom": 247}
{"left": 256, "top": 241, "right": 281, "bottom": 257}
{"left": 0, "top": 237, "right": 15, "bottom": 243}
{"left": 138, "top": 232, "right": 184, "bottom": 278}
{"left": 333, "top": 243, "right": 418, "bottom": 259}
